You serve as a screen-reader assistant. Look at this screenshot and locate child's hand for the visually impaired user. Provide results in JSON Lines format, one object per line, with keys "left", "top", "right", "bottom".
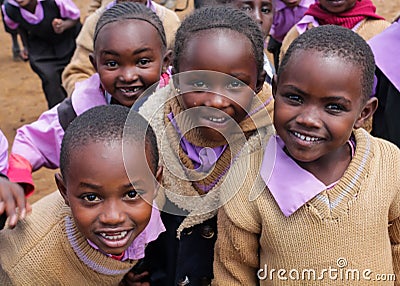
{"left": 119, "top": 270, "right": 150, "bottom": 286}
{"left": 52, "top": 18, "right": 66, "bottom": 34}
{"left": 0, "top": 177, "right": 31, "bottom": 229}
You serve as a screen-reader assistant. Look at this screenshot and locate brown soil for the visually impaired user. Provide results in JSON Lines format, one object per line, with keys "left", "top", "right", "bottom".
{"left": 0, "top": 0, "right": 398, "bottom": 204}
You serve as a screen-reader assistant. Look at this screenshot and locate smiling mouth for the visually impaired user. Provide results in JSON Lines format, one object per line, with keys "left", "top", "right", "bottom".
{"left": 119, "top": 87, "right": 141, "bottom": 93}
{"left": 206, "top": 116, "right": 228, "bottom": 123}
{"left": 99, "top": 230, "right": 128, "bottom": 241}
{"left": 292, "top": 131, "right": 323, "bottom": 142}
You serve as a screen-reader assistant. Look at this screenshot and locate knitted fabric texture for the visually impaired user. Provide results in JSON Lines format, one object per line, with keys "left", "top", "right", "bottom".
{"left": 213, "top": 128, "right": 400, "bottom": 285}
{"left": 305, "top": 0, "right": 384, "bottom": 29}
{"left": 139, "top": 81, "right": 275, "bottom": 237}
{"left": 0, "top": 192, "right": 136, "bottom": 285}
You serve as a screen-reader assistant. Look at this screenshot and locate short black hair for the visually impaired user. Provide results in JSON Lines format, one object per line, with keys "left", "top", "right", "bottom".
{"left": 172, "top": 5, "right": 265, "bottom": 76}
{"left": 278, "top": 25, "right": 375, "bottom": 102}
{"left": 94, "top": 2, "right": 166, "bottom": 50}
{"left": 60, "top": 105, "right": 159, "bottom": 180}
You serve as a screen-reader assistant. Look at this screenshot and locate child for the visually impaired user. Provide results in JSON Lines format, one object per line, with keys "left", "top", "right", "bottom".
{"left": 213, "top": 25, "right": 400, "bottom": 285}
{"left": 1, "top": 0, "right": 82, "bottom": 108}
{"left": 280, "top": 0, "right": 390, "bottom": 58}
{"left": 6, "top": 2, "right": 170, "bottom": 196}
{"left": 0, "top": 104, "right": 165, "bottom": 285}
{"left": 61, "top": 0, "right": 180, "bottom": 96}
{"left": 369, "top": 18, "right": 400, "bottom": 148}
{"left": 218, "top": 0, "right": 275, "bottom": 83}
{"left": 0, "top": 0, "right": 28, "bottom": 61}
{"left": 136, "top": 6, "right": 275, "bottom": 285}
{"left": 267, "top": 0, "right": 315, "bottom": 69}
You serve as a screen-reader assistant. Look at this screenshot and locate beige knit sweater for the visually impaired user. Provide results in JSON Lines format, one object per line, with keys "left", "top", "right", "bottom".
{"left": 0, "top": 192, "right": 136, "bottom": 285}
{"left": 214, "top": 128, "right": 400, "bottom": 285}
{"left": 61, "top": 1, "right": 181, "bottom": 96}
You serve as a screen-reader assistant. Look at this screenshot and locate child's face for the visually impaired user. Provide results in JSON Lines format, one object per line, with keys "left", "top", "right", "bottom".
{"left": 273, "top": 50, "right": 375, "bottom": 164}
{"left": 176, "top": 30, "right": 263, "bottom": 143}
{"left": 90, "top": 19, "right": 168, "bottom": 108}
{"left": 281, "top": 0, "right": 302, "bottom": 8}
{"left": 318, "top": 0, "right": 358, "bottom": 14}
{"left": 56, "top": 141, "right": 161, "bottom": 256}
{"left": 232, "top": 0, "right": 274, "bottom": 39}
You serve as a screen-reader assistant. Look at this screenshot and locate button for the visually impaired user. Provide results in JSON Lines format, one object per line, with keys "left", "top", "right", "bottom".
{"left": 177, "top": 276, "right": 190, "bottom": 286}
{"left": 200, "top": 225, "right": 214, "bottom": 239}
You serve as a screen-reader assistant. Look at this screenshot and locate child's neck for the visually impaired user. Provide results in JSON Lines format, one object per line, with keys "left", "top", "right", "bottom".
{"left": 295, "top": 143, "right": 352, "bottom": 186}
{"left": 23, "top": 0, "right": 37, "bottom": 14}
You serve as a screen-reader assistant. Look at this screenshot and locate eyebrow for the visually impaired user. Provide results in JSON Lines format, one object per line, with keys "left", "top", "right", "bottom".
{"left": 99, "top": 47, "right": 154, "bottom": 57}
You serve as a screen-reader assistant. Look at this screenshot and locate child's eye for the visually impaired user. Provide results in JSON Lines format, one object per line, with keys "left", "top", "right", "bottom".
{"left": 138, "top": 58, "right": 151, "bottom": 66}
{"left": 261, "top": 6, "right": 272, "bottom": 14}
{"left": 226, "top": 80, "right": 245, "bottom": 89}
{"left": 326, "top": 103, "right": 346, "bottom": 113}
{"left": 284, "top": 94, "right": 303, "bottom": 104}
{"left": 240, "top": 5, "right": 252, "bottom": 12}
{"left": 82, "top": 194, "right": 101, "bottom": 202}
{"left": 105, "top": 60, "right": 118, "bottom": 68}
{"left": 124, "top": 190, "right": 139, "bottom": 200}
{"left": 192, "top": 81, "right": 208, "bottom": 89}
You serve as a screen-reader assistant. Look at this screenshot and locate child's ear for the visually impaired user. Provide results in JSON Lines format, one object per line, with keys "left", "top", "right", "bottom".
{"left": 272, "top": 75, "right": 278, "bottom": 99}
{"left": 153, "top": 166, "right": 163, "bottom": 199}
{"left": 55, "top": 173, "right": 70, "bottom": 206}
{"left": 255, "top": 70, "right": 267, "bottom": 94}
{"left": 89, "top": 53, "right": 97, "bottom": 72}
{"left": 354, "top": 97, "right": 378, "bottom": 129}
{"left": 162, "top": 49, "right": 172, "bottom": 74}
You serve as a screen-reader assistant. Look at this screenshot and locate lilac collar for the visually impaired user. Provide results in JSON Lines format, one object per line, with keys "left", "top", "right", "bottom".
{"left": 368, "top": 21, "right": 400, "bottom": 92}
{"left": 167, "top": 112, "right": 227, "bottom": 173}
{"left": 260, "top": 136, "right": 355, "bottom": 217}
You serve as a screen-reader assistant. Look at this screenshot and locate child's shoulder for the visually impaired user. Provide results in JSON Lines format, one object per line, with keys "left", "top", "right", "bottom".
{"left": 357, "top": 18, "right": 391, "bottom": 41}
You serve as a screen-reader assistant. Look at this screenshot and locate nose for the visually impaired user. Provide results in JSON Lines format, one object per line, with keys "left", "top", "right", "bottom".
{"left": 295, "top": 106, "right": 323, "bottom": 128}
{"left": 119, "top": 66, "right": 138, "bottom": 83}
{"left": 205, "top": 92, "right": 230, "bottom": 110}
{"left": 253, "top": 9, "right": 263, "bottom": 25}
{"left": 98, "top": 201, "right": 126, "bottom": 226}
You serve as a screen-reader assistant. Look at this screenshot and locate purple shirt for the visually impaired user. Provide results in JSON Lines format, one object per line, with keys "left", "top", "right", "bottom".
{"left": 167, "top": 112, "right": 227, "bottom": 174}
{"left": 260, "top": 135, "right": 354, "bottom": 217}
{"left": 2, "top": 0, "right": 80, "bottom": 30}
{"left": 0, "top": 130, "right": 9, "bottom": 174}
{"left": 11, "top": 74, "right": 106, "bottom": 171}
{"left": 88, "top": 204, "right": 165, "bottom": 261}
{"left": 368, "top": 20, "right": 400, "bottom": 92}
{"left": 270, "top": 0, "right": 315, "bottom": 42}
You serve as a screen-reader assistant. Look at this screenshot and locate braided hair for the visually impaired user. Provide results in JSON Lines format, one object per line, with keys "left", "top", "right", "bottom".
{"left": 279, "top": 25, "right": 375, "bottom": 102}
{"left": 93, "top": 2, "right": 166, "bottom": 50}
{"left": 173, "top": 5, "right": 265, "bottom": 76}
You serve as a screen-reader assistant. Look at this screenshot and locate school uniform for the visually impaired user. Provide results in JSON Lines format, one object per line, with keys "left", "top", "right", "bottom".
{"left": 0, "top": 191, "right": 165, "bottom": 285}
{"left": 0, "top": 130, "right": 8, "bottom": 175}
{"left": 369, "top": 20, "right": 400, "bottom": 148}
{"left": 2, "top": 0, "right": 81, "bottom": 108}
{"left": 214, "top": 129, "right": 400, "bottom": 285}
{"left": 138, "top": 81, "right": 275, "bottom": 285}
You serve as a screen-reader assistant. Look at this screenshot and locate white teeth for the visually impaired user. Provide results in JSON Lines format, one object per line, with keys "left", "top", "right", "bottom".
{"left": 293, "top": 132, "right": 320, "bottom": 142}
{"left": 120, "top": 87, "right": 140, "bottom": 93}
{"left": 100, "top": 231, "right": 128, "bottom": 240}
{"left": 208, "top": 117, "right": 225, "bottom": 123}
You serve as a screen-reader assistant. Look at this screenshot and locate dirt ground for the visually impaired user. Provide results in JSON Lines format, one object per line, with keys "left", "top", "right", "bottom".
{"left": 0, "top": 0, "right": 398, "bottom": 204}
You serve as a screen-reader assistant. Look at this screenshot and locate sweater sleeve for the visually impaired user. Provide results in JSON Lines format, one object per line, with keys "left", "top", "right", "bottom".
{"left": 7, "top": 105, "right": 65, "bottom": 193}
{"left": 213, "top": 207, "right": 260, "bottom": 285}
